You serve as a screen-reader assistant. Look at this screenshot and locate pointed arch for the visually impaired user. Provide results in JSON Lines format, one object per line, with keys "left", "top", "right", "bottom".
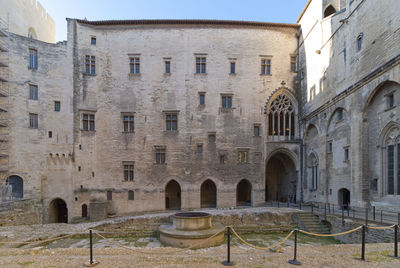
{"left": 379, "top": 121, "right": 400, "bottom": 147}
{"left": 324, "top": 5, "right": 336, "bottom": 18}
{"left": 362, "top": 80, "right": 400, "bottom": 116}
{"left": 165, "top": 180, "right": 181, "bottom": 210}
{"left": 200, "top": 179, "right": 217, "bottom": 208}
{"left": 326, "top": 107, "right": 349, "bottom": 133}
{"left": 236, "top": 179, "right": 252, "bottom": 206}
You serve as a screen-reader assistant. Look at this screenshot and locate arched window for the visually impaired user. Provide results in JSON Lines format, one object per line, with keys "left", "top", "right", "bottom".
{"left": 28, "top": 27, "right": 37, "bottom": 39}
{"left": 383, "top": 126, "right": 400, "bottom": 195}
{"left": 324, "top": 5, "right": 336, "bottom": 18}
{"left": 268, "top": 95, "right": 295, "bottom": 139}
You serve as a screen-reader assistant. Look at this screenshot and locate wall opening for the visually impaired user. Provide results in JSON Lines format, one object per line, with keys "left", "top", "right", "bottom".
{"left": 265, "top": 152, "right": 297, "bottom": 203}
{"left": 82, "top": 204, "right": 88, "bottom": 218}
{"left": 165, "top": 180, "right": 181, "bottom": 210}
{"left": 49, "top": 198, "right": 68, "bottom": 223}
{"left": 324, "top": 5, "right": 336, "bottom": 18}
{"left": 236, "top": 179, "right": 252, "bottom": 207}
{"left": 338, "top": 188, "right": 350, "bottom": 209}
{"left": 6, "top": 175, "right": 23, "bottom": 199}
{"left": 200, "top": 179, "right": 217, "bottom": 208}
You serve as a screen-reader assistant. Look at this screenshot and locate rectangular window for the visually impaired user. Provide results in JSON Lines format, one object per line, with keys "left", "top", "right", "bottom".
{"left": 29, "top": 113, "right": 38, "bottom": 129}
{"left": 130, "top": 57, "right": 140, "bottom": 74}
{"left": 128, "top": 190, "right": 134, "bottom": 200}
{"left": 82, "top": 114, "right": 95, "bottom": 131}
{"left": 197, "top": 144, "right": 203, "bottom": 155}
{"left": 91, "top": 36, "right": 96, "bottom": 45}
{"left": 199, "top": 93, "right": 205, "bottom": 105}
{"left": 290, "top": 56, "right": 297, "bottom": 72}
{"left": 54, "top": 101, "right": 61, "bottom": 112}
{"left": 220, "top": 154, "right": 225, "bottom": 164}
{"left": 344, "top": 148, "right": 349, "bottom": 161}
{"left": 48, "top": 131, "right": 52, "bottom": 138}
{"left": 387, "top": 93, "right": 394, "bottom": 108}
{"left": 208, "top": 133, "right": 216, "bottom": 143}
{"left": 388, "top": 145, "right": 394, "bottom": 195}
{"left": 165, "top": 61, "right": 171, "bottom": 74}
{"left": 196, "top": 57, "right": 206, "bottom": 74}
{"left": 357, "top": 33, "right": 363, "bottom": 51}
{"left": 238, "top": 151, "right": 248, "bottom": 163}
{"left": 311, "top": 166, "right": 318, "bottom": 190}
{"left": 328, "top": 141, "right": 333, "bottom": 153}
{"left": 29, "top": 84, "right": 38, "bottom": 100}
{"left": 261, "top": 59, "right": 271, "bottom": 75}
{"left": 29, "top": 48, "right": 38, "bottom": 69}
{"left": 230, "top": 62, "right": 236, "bottom": 74}
{"left": 155, "top": 147, "right": 166, "bottom": 164}
{"left": 123, "top": 115, "right": 134, "bottom": 132}
{"left": 221, "top": 95, "right": 232, "bottom": 108}
{"left": 124, "top": 164, "right": 134, "bottom": 181}
{"left": 166, "top": 113, "right": 178, "bottom": 131}
{"left": 254, "top": 125, "right": 260, "bottom": 136}
{"left": 107, "top": 190, "right": 112, "bottom": 201}
{"left": 85, "top": 55, "right": 95, "bottom": 74}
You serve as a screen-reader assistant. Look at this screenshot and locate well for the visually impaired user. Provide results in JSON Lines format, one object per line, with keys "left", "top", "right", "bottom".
{"left": 159, "top": 212, "right": 224, "bottom": 248}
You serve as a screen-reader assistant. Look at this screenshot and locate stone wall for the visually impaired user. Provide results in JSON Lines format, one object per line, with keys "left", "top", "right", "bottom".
{"left": 0, "top": 199, "right": 42, "bottom": 226}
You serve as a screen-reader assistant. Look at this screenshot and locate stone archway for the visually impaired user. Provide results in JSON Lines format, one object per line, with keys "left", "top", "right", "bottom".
{"left": 49, "top": 198, "right": 68, "bottom": 223}
{"left": 265, "top": 152, "right": 297, "bottom": 203}
{"left": 165, "top": 180, "right": 181, "bottom": 210}
{"left": 236, "top": 179, "right": 252, "bottom": 207}
{"left": 200, "top": 179, "right": 217, "bottom": 208}
{"left": 6, "top": 175, "right": 23, "bottom": 199}
{"left": 338, "top": 188, "right": 350, "bottom": 208}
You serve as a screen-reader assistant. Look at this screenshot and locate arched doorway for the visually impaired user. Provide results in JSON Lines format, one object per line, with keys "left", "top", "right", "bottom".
{"left": 49, "top": 198, "right": 68, "bottom": 223}
{"left": 236, "top": 179, "right": 252, "bottom": 206}
{"left": 165, "top": 180, "right": 181, "bottom": 210}
{"left": 265, "top": 152, "right": 297, "bottom": 203}
{"left": 82, "top": 204, "right": 88, "bottom": 218}
{"left": 6, "top": 175, "right": 23, "bottom": 199}
{"left": 200, "top": 179, "right": 217, "bottom": 208}
{"left": 338, "top": 188, "right": 350, "bottom": 209}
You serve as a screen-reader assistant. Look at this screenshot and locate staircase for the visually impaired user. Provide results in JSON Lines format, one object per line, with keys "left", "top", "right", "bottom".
{"left": 295, "top": 212, "right": 330, "bottom": 234}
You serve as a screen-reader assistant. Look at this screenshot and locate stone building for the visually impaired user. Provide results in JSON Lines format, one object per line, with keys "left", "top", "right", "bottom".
{"left": 0, "top": 0, "right": 399, "bottom": 224}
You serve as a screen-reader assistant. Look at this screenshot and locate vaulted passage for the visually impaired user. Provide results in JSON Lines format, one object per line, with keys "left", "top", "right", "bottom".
{"left": 49, "top": 198, "right": 68, "bottom": 223}
{"left": 236, "top": 179, "right": 252, "bottom": 207}
{"left": 200, "top": 179, "right": 217, "bottom": 208}
{"left": 6, "top": 175, "right": 23, "bottom": 199}
{"left": 265, "top": 153, "right": 297, "bottom": 203}
{"left": 338, "top": 188, "right": 350, "bottom": 208}
{"left": 165, "top": 180, "right": 181, "bottom": 210}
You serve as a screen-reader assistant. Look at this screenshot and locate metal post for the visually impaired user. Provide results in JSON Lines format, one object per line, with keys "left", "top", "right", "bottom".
{"left": 347, "top": 207, "right": 350, "bottom": 217}
{"left": 361, "top": 225, "right": 366, "bottom": 261}
{"left": 89, "top": 230, "right": 93, "bottom": 265}
{"left": 311, "top": 204, "right": 314, "bottom": 215}
{"left": 353, "top": 208, "right": 355, "bottom": 219}
{"left": 342, "top": 207, "right": 344, "bottom": 226}
{"left": 222, "top": 227, "right": 234, "bottom": 266}
{"left": 389, "top": 225, "right": 399, "bottom": 259}
{"left": 333, "top": 205, "right": 334, "bottom": 215}
{"left": 381, "top": 210, "right": 383, "bottom": 224}
{"left": 373, "top": 206, "right": 376, "bottom": 221}
{"left": 324, "top": 203, "right": 327, "bottom": 221}
{"left": 288, "top": 230, "right": 301, "bottom": 265}
{"left": 328, "top": 203, "right": 330, "bottom": 214}
{"left": 299, "top": 202, "right": 302, "bottom": 210}
{"left": 398, "top": 212, "right": 400, "bottom": 226}
{"left": 365, "top": 208, "right": 368, "bottom": 227}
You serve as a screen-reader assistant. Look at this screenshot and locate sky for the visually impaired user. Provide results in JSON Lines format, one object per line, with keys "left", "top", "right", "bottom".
{"left": 39, "top": 0, "right": 309, "bottom": 42}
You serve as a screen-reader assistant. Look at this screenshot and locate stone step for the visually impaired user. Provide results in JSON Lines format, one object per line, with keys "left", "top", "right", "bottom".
{"left": 295, "top": 212, "right": 331, "bottom": 234}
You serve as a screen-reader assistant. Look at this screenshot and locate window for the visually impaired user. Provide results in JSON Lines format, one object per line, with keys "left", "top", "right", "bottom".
{"left": 238, "top": 151, "right": 248, "bottom": 163}
{"left": 195, "top": 57, "right": 206, "bottom": 74}
{"left": 387, "top": 93, "right": 394, "bottom": 108}
{"left": 124, "top": 163, "right": 134, "bottom": 181}
{"left": 309, "top": 153, "right": 318, "bottom": 190}
{"left": 267, "top": 94, "right": 295, "bottom": 139}
{"left": 208, "top": 133, "right": 216, "bottom": 143}
{"left": 123, "top": 115, "right": 134, "bottom": 132}
{"left": 48, "top": 131, "right": 52, "bottom": 138}
{"left": 230, "top": 62, "right": 236, "bottom": 74}
{"left": 344, "top": 148, "right": 349, "bottom": 161}
{"left": 261, "top": 59, "right": 271, "bottom": 75}
{"left": 29, "top": 84, "right": 38, "bottom": 100}
{"left": 91, "top": 36, "right": 96, "bottom": 45}
{"left": 221, "top": 95, "right": 232, "bottom": 108}
{"left": 166, "top": 113, "right": 178, "bottom": 131}
{"left": 254, "top": 125, "right": 260, "bottom": 137}
{"left": 328, "top": 141, "right": 333, "bottom": 153}
{"left": 324, "top": 5, "right": 336, "bottom": 18}
{"left": 357, "top": 33, "right": 363, "bottom": 51}
{"left": 54, "top": 101, "right": 61, "bottom": 112}
{"left": 290, "top": 55, "right": 297, "bottom": 72}
{"left": 29, "top": 48, "right": 38, "bottom": 69}
{"left": 165, "top": 60, "right": 171, "bottom": 74}
{"left": 107, "top": 190, "right": 112, "bottom": 201}
{"left": 220, "top": 154, "right": 225, "bottom": 164}
{"left": 337, "top": 109, "right": 343, "bottom": 121}
{"left": 129, "top": 57, "right": 140, "bottom": 74}
{"left": 199, "top": 93, "right": 205, "bottom": 105}
{"left": 85, "top": 55, "right": 95, "bottom": 75}
{"left": 82, "top": 114, "right": 95, "bottom": 131}
{"left": 197, "top": 144, "right": 203, "bottom": 155}
{"left": 29, "top": 113, "right": 38, "bottom": 129}
{"left": 128, "top": 190, "right": 134, "bottom": 200}
{"left": 155, "top": 147, "right": 166, "bottom": 164}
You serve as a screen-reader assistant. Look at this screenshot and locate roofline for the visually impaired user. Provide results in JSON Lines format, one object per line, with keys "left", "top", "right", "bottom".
{"left": 73, "top": 19, "right": 299, "bottom": 28}
{"left": 297, "top": 0, "right": 312, "bottom": 23}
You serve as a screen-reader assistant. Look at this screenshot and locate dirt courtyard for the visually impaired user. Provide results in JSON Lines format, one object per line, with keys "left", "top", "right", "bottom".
{"left": 0, "top": 243, "right": 398, "bottom": 268}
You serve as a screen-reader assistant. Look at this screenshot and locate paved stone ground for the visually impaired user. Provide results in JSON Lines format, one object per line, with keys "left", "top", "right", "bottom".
{"left": 0, "top": 243, "right": 397, "bottom": 267}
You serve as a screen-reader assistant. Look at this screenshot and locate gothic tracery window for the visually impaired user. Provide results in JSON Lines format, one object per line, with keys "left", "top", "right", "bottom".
{"left": 384, "top": 126, "right": 400, "bottom": 195}
{"left": 268, "top": 94, "right": 295, "bottom": 139}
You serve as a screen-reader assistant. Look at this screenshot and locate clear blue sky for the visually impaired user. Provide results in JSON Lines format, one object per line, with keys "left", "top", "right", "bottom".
{"left": 39, "top": 0, "right": 309, "bottom": 41}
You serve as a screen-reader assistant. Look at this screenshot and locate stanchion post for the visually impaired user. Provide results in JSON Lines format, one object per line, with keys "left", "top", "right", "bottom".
{"left": 373, "top": 206, "right": 376, "bottom": 221}
{"left": 381, "top": 210, "right": 383, "bottom": 224}
{"left": 311, "top": 204, "right": 314, "bottom": 215}
{"left": 365, "top": 208, "right": 368, "bottom": 227}
{"left": 389, "top": 225, "right": 399, "bottom": 259}
{"left": 342, "top": 207, "right": 344, "bottom": 226}
{"left": 347, "top": 206, "right": 350, "bottom": 217}
{"left": 89, "top": 229, "right": 93, "bottom": 265}
{"left": 222, "top": 227, "right": 235, "bottom": 266}
{"left": 361, "top": 225, "right": 366, "bottom": 261}
{"left": 398, "top": 212, "right": 400, "bottom": 226}
{"left": 353, "top": 208, "right": 355, "bottom": 219}
{"left": 324, "top": 203, "right": 327, "bottom": 221}
{"left": 288, "top": 229, "right": 301, "bottom": 265}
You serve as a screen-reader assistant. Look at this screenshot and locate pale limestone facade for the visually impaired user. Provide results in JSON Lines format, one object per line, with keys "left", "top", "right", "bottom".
{"left": 0, "top": 0, "right": 399, "bottom": 224}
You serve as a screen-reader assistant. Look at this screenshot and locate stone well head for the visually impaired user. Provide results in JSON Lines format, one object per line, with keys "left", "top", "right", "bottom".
{"left": 173, "top": 212, "right": 212, "bottom": 231}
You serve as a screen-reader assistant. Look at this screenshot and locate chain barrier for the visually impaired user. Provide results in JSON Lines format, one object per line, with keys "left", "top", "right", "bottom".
{"left": 230, "top": 227, "right": 294, "bottom": 250}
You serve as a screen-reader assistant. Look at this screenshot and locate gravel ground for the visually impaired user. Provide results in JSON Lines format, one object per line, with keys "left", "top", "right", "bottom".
{"left": 0, "top": 243, "right": 398, "bottom": 267}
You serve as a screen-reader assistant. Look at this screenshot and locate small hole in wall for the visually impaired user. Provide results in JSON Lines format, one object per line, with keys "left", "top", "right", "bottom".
{"left": 79, "top": 144, "right": 82, "bottom": 150}
{"left": 75, "top": 197, "right": 78, "bottom": 201}
{"left": 78, "top": 166, "right": 81, "bottom": 171}
{"left": 92, "top": 172, "right": 94, "bottom": 177}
